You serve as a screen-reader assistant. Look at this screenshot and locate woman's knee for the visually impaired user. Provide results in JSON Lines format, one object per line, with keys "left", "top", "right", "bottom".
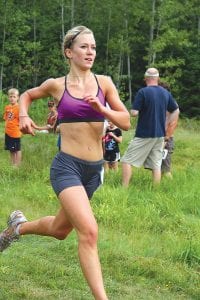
{"left": 78, "top": 223, "right": 99, "bottom": 247}
{"left": 53, "top": 227, "right": 73, "bottom": 240}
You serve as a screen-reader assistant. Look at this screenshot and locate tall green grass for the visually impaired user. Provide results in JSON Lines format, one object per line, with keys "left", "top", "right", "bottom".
{"left": 0, "top": 120, "right": 200, "bottom": 300}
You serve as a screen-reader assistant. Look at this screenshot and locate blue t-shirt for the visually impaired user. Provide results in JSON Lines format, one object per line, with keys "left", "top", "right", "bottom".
{"left": 132, "top": 85, "right": 178, "bottom": 138}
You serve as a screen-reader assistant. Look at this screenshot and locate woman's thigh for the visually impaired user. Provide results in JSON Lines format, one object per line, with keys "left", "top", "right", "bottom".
{"left": 58, "top": 186, "right": 97, "bottom": 233}
{"left": 52, "top": 207, "right": 74, "bottom": 233}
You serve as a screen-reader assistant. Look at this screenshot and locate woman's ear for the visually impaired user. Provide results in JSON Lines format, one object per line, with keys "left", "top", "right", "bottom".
{"left": 65, "top": 48, "right": 72, "bottom": 59}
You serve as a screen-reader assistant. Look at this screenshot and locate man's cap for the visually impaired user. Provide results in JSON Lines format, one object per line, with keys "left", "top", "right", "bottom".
{"left": 144, "top": 68, "right": 159, "bottom": 77}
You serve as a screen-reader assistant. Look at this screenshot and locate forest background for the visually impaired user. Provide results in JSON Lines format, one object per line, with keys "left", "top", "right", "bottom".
{"left": 0, "top": 0, "right": 199, "bottom": 118}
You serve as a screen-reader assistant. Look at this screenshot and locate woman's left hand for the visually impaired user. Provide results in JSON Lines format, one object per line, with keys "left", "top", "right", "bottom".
{"left": 84, "top": 95, "right": 104, "bottom": 113}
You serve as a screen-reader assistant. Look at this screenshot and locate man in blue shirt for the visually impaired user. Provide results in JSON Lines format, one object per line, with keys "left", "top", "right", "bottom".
{"left": 121, "top": 68, "right": 179, "bottom": 186}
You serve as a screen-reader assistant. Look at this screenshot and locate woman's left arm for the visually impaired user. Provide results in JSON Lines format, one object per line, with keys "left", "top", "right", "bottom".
{"left": 84, "top": 76, "right": 130, "bottom": 131}
{"left": 100, "top": 76, "right": 131, "bottom": 131}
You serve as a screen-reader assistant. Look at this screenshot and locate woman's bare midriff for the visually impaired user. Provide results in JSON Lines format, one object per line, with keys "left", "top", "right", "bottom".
{"left": 60, "top": 122, "right": 104, "bottom": 161}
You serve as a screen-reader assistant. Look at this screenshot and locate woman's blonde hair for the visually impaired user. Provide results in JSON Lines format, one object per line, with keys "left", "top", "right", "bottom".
{"left": 63, "top": 25, "right": 93, "bottom": 58}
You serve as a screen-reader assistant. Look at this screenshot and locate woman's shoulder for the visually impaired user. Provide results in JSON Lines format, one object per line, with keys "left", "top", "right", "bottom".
{"left": 39, "top": 76, "right": 65, "bottom": 102}
{"left": 95, "top": 74, "right": 112, "bottom": 84}
{"left": 42, "top": 76, "right": 65, "bottom": 87}
{"left": 95, "top": 75, "right": 115, "bottom": 93}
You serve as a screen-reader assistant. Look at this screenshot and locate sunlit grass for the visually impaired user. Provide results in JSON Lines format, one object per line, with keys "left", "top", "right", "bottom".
{"left": 0, "top": 120, "right": 200, "bottom": 299}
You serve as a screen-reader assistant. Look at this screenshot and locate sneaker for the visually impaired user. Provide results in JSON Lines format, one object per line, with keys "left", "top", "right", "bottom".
{"left": 7, "top": 210, "right": 27, "bottom": 227}
{"left": 0, "top": 210, "right": 27, "bottom": 252}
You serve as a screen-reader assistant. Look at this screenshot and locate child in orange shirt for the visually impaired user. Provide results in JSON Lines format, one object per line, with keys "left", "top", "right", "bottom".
{"left": 3, "top": 88, "right": 22, "bottom": 166}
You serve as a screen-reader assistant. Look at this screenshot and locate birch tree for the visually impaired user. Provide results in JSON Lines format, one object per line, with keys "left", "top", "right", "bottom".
{"left": 0, "top": 0, "right": 7, "bottom": 92}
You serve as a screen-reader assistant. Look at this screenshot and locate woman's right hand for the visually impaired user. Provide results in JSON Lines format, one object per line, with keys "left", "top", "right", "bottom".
{"left": 19, "top": 116, "right": 38, "bottom": 136}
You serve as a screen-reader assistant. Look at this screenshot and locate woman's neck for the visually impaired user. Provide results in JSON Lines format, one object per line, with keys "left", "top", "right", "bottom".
{"left": 68, "top": 70, "right": 93, "bottom": 83}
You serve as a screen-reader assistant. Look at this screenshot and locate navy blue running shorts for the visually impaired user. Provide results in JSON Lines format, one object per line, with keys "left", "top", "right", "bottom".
{"left": 5, "top": 134, "right": 21, "bottom": 152}
{"left": 50, "top": 151, "right": 104, "bottom": 199}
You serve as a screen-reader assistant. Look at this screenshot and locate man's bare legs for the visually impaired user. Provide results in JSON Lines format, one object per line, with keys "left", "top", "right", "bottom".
{"left": 122, "top": 162, "right": 132, "bottom": 187}
{"left": 152, "top": 168, "right": 161, "bottom": 184}
{"left": 19, "top": 186, "right": 108, "bottom": 300}
{"left": 122, "top": 164, "right": 161, "bottom": 186}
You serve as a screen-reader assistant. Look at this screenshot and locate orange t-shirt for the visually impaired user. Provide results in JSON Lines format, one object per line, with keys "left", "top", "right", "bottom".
{"left": 3, "top": 104, "right": 22, "bottom": 138}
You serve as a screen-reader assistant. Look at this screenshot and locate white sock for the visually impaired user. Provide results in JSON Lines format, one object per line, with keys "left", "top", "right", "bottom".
{"left": 15, "top": 224, "right": 21, "bottom": 235}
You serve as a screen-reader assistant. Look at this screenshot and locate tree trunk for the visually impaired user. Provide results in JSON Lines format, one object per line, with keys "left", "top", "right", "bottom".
{"left": 0, "top": 1, "right": 7, "bottom": 92}
{"left": 152, "top": 15, "right": 162, "bottom": 64}
{"left": 148, "top": 0, "right": 156, "bottom": 65}
{"left": 116, "top": 37, "right": 123, "bottom": 89}
{"left": 71, "top": 0, "right": 74, "bottom": 27}
{"left": 105, "top": 8, "right": 111, "bottom": 74}
{"left": 127, "top": 53, "right": 132, "bottom": 103}
{"left": 125, "top": 19, "right": 132, "bottom": 103}
{"left": 198, "top": 15, "right": 200, "bottom": 47}
{"left": 33, "top": 0, "right": 38, "bottom": 87}
{"left": 61, "top": 0, "right": 65, "bottom": 41}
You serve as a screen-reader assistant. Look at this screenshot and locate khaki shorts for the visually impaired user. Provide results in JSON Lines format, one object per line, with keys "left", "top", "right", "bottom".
{"left": 121, "top": 137, "right": 164, "bottom": 170}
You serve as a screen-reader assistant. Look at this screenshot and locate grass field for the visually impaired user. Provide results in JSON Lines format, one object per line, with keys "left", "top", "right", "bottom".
{"left": 0, "top": 119, "right": 200, "bottom": 300}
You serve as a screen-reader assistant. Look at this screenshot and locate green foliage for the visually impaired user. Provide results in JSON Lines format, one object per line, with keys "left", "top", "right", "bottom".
{"left": 0, "top": 1, "right": 199, "bottom": 114}
{"left": 179, "top": 46, "right": 200, "bottom": 118}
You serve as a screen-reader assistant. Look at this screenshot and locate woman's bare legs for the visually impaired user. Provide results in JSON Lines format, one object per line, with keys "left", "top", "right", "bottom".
{"left": 59, "top": 187, "right": 108, "bottom": 300}
{"left": 19, "top": 186, "right": 108, "bottom": 300}
{"left": 19, "top": 208, "right": 73, "bottom": 239}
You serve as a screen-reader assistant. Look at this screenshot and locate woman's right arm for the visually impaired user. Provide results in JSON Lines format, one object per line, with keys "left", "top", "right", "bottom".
{"left": 19, "top": 79, "right": 56, "bottom": 135}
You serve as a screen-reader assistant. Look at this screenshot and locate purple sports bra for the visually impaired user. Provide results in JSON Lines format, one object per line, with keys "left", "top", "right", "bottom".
{"left": 57, "top": 74, "right": 106, "bottom": 123}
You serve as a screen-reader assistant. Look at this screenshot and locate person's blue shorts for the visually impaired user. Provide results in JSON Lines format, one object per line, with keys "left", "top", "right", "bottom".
{"left": 50, "top": 151, "right": 104, "bottom": 199}
{"left": 4, "top": 134, "right": 21, "bottom": 152}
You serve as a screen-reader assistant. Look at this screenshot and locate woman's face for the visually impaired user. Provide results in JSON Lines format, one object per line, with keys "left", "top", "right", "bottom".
{"left": 67, "top": 33, "right": 96, "bottom": 70}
